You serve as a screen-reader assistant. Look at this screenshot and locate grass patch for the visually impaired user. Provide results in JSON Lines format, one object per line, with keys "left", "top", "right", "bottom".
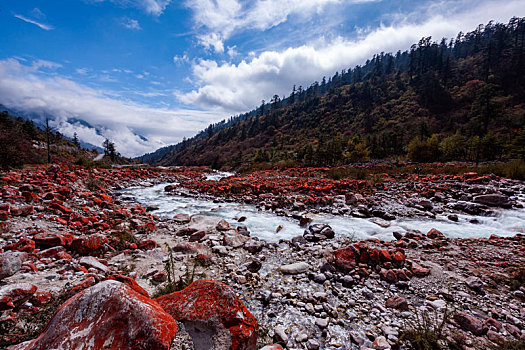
{"left": 152, "top": 244, "right": 207, "bottom": 298}
{"left": 398, "top": 306, "right": 459, "bottom": 350}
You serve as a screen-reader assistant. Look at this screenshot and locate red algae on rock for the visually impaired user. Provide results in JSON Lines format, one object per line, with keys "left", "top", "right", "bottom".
{"left": 156, "top": 279, "right": 258, "bottom": 350}
{"left": 12, "top": 280, "right": 177, "bottom": 350}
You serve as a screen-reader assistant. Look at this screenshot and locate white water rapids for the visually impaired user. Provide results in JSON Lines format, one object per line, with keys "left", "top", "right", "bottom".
{"left": 123, "top": 175, "right": 525, "bottom": 243}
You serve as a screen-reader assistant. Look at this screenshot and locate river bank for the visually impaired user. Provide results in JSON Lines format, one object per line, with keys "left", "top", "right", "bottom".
{"left": 0, "top": 165, "right": 524, "bottom": 349}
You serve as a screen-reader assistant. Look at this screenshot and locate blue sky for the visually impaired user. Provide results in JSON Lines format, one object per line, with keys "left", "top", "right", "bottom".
{"left": 0, "top": 0, "right": 524, "bottom": 156}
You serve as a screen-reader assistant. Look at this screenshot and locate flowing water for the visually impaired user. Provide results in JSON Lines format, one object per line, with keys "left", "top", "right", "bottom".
{"left": 123, "top": 174, "right": 525, "bottom": 242}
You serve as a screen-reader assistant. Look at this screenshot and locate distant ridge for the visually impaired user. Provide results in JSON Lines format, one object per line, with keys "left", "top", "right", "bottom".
{"left": 141, "top": 18, "right": 525, "bottom": 168}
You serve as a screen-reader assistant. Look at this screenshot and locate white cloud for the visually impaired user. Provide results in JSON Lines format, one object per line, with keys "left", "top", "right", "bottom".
{"left": 173, "top": 54, "right": 190, "bottom": 64}
{"left": 0, "top": 58, "right": 226, "bottom": 157}
{"left": 180, "top": 0, "right": 525, "bottom": 112}
{"left": 89, "top": 0, "right": 172, "bottom": 16}
{"left": 186, "top": 0, "right": 373, "bottom": 52}
{"left": 122, "top": 18, "right": 142, "bottom": 30}
{"left": 13, "top": 14, "right": 54, "bottom": 31}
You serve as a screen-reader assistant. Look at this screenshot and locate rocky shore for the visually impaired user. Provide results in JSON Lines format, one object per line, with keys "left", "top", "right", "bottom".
{"left": 0, "top": 165, "right": 524, "bottom": 349}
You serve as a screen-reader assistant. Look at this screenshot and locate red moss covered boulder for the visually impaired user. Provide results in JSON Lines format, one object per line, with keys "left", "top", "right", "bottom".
{"left": 15, "top": 280, "right": 177, "bottom": 350}
{"left": 156, "top": 280, "right": 258, "bottom": 350}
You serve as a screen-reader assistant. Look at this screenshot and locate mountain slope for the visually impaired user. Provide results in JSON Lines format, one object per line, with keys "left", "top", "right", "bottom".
{"left": 144, "top": 18, "right": 525, "bottom": 168}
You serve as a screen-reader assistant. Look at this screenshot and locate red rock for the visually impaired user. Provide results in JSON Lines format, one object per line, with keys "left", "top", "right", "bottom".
{"left": 0, "top": 295, "right": 15, "bottom": 310}
{"left": 0, "top": 210, "right": 8, "bottom": 221}
{"left": 383, "top": 269, "right": 398, "bottom": 283}
{"left": 368, "top": 248, "right": 380, "bottom": 262}
{"left": 49, "top": 202, "right": 72, "bottom": 215}
{"left": 173, "top": 213, "right": 191, "bottom": 224}
{"left": 70, "top": 234, "right": 108, "bottom": 255}
{"left": 30, "top": 291, "right": 52, "bottom": 306}
{"left": 391, "top": 251, "right": 406, "bottom": 266}
{"left": 0, "top": 283, "right": 38, "bottom": 308}
{"left": 216, "top": 219, "right": 231, "bottom": 231}
{"left": 385, "top": 295, "right": 408, "bottom": 310}
{"left": 138, "top": 239, "right": 157, "bottom": 250}
{"left": 20, "top": 205, "right": 34, "bottom": 216}
{"left": 379, "top": 250, "right": 392, "bottom": 262}
{"left": 333, "top": 246, "right": 358, "bottom": 272}
{"left": 38, "top": 246, "right": 65, "bottom": 258}
{"left": 17, "top": 280, "right": 177, "bottom": 350}
{"left": 453, "top": 312, "right": 486, "bottom": 336}
{"left": 156, "top": 280, "right": 257, "bottom": 350}
{"left": 427, "top": 228, "right": 444, "bottom": 239}
{"left": 3, "top": 238, "right": 35, "bottom": 253}
{"left": 106, "top": 274, "right": 149, "bottom": 298}
{"left": 71, "top": 276, "right": 96, "bottom": 292}
{"left": 411, "top": 261, "right": 430, "bottom": 277}
{"left": 153, "top": 271, "right": 167, "bottom": 282}
{"left": 33, "top": 232, "right": 74, "bottom": 247}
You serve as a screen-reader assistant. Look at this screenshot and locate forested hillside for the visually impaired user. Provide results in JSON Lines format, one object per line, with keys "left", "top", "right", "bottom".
{"left": 143, "top": 18, "right": 525, "bottom": 169}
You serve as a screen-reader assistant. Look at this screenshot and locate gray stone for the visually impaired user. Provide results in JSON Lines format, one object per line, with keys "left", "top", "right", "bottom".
{"left": 0, "top": 251, "right": 25, "bottom": 280}
{"left": 79, "top": 256, "right": 109, "bottom": 274}
{"left": 279, "top": 262, "right": 310, "bottom": 275}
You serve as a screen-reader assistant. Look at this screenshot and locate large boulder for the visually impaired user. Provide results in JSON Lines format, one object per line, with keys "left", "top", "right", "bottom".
{"left": 156, "top": 280, "right": 258, "bottom": 350}
{"left": 15, "top": 280, "right": 177, "bottom": 350}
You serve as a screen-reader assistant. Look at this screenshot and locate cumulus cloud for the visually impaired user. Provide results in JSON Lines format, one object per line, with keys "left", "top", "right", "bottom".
{"left": 14, "top": 14, "right": 54, "bottom": 31}
{"left": 187, "top": 0, "right": 352, "bottom": 52}
{"left": 0, "top": 58, "right": 225, "bottom": 157}
{"left": 122, "top": 18, "right": 142, "bottom": 30}
{"left": 180, "top": 0, "right": 525, "bottom": 112}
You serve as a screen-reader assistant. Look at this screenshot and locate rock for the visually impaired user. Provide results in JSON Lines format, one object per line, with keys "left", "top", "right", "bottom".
{"left": 315, "top": 317, "right": 329, "bottom": 328}
{"left": 33, "top": 232, "right": 74, "bottom": 248}
{"left": 216, "top": 219, "right": 231, "bottom": 231}
{"left": 427, "top": 228, "right": 445, "bottom": 239}
{"left": 70, "top": 234, "right": 108, "bottom": 255}
{"left": 273, "top": 325, "right": 288, "bottom": 344}
{"left": 372, "top": 336, "right": 391, "bottom": 349}
{"left": 465, "top": 276, "right": 484, "bottom": 293}
{"left": 473, "top": 194, "right": 510, "bottom": 207}
{"left": 17, "top": 280, "right": 177, "bottom": 350}
{"left": 3, "top": 238, "right": 35, "bottom": 253}
{"left": 156, "top": 280, "right": 258, "bottom": 350}
{"left": 453, "top": 312, "right": 486, "bottom": 336}
{"left": 79, "top": 256, "right": 110, "bottom": 274}
{"left": 273, "top": 326, "right": 288, "bottom": 345}
{"left": 244, "top": 239, "right": 265, "bottom": 253}
{"left": 106, "top": 274, "right": 149, "bottom": 297}
{"left": 189, "top": 230, "right": 206, "bottom": 242}
{"left": 138, "top": 239, "right": 158, "bottom": 250}
{"left": 0, "top": 283, "right": 38, "bottom": 307}
{"left": 448, "top": 214, "right": 459, "bottom": 222}
{"left": 0, "top": 251, "right": 25, "bottom": 279}
{"left": 224, "top": 233, "right": 250, "bottom": 248}
{"left": 261, "top": 345, "right": 284, "bottom": 350}
{"left": 246, "top": 260, "right": 262, "bottom": 273}
{"left": 333, "top": 246, "right": 359, "bottom": 272}
{"left": 173, "top": 213, "right": 191, "bottom": 224}
{"left": 304, "top": 224, "right": 334, "bottom": 241}
{"left": 411, "top": 261, "right": 430, "bottom": 277}
{"left": 487, "top": 330, "right": 505, "bottom": 346}
{"left": 279, "top": 262, "right": 310, "bottom": 275}
{"left": 385, "top": 296, "right": 408, "bottom": 311}
{"left": 306, "top": 339, "right": 320, "bottom": 349}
